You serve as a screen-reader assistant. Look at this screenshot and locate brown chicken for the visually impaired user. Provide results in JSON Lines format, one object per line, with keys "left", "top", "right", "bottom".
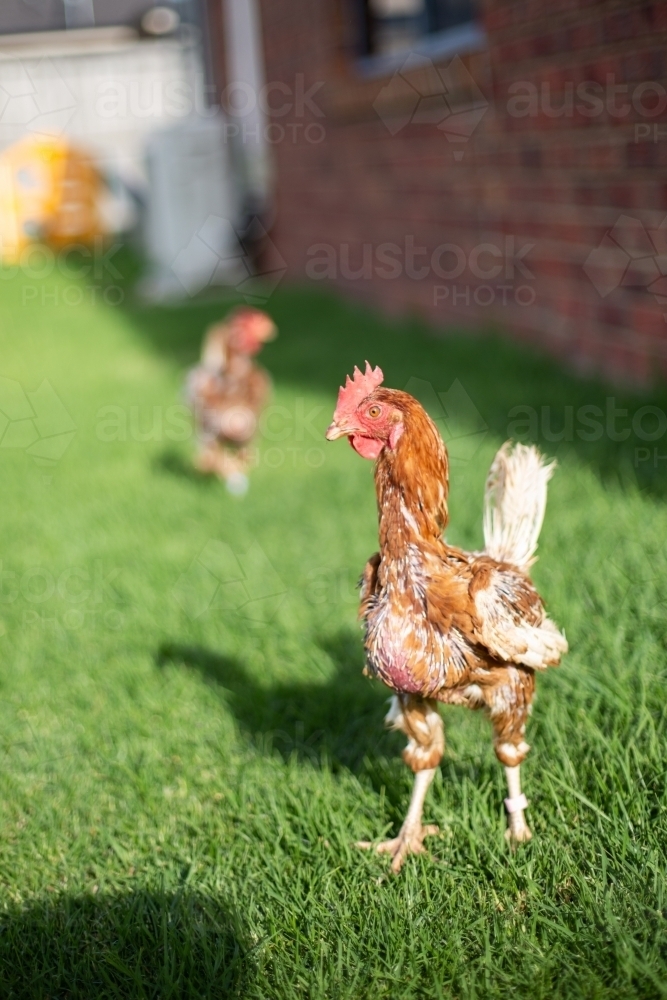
{"left": 326, "top": 363, "right": 567, "bottom": 872}
{"left": 185, "top": 306, "right": 277, "bottom": 494}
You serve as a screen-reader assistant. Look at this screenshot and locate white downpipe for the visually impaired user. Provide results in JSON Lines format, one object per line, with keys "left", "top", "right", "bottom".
{"left": 222, "top": 0, "right": 271, "bottom": 204}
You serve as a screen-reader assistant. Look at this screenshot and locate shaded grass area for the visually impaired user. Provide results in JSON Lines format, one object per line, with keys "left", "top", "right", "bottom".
{"left": 0, "top": 263, "right": 666, "bottom": 998}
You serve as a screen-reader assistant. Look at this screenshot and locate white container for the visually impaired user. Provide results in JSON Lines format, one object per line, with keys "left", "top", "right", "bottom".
{"left": 140, "top": 113, "right": 242, "bottom": 300}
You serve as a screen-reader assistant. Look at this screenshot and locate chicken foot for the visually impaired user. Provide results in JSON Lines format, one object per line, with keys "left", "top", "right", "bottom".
{"left": 358, "top": 767, "right": 439, "bottom": 873}
{"left": 194, "top": 443, "right": 251, "bottom": 493}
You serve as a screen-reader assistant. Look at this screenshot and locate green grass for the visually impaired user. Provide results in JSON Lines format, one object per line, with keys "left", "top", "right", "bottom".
{"left": 0, "top": 259, "right": 667, "bottom": 999}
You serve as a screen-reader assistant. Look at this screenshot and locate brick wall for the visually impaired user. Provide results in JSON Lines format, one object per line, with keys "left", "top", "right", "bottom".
{"left": 252, "top": 0, "right": 667, "bottom": 384}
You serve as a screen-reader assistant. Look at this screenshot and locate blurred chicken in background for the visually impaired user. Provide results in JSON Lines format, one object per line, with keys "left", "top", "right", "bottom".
{"left": 185, "top": 307, "right": 277, "bottom": 494}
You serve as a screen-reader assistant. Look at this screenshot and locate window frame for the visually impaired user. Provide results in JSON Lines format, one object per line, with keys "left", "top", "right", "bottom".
{"left": 353, "top": 1, "right": 485, "bottom": 79}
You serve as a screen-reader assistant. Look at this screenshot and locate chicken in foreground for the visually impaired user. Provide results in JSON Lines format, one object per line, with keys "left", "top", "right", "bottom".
{"left": 185, "top": 307, "right": 277, "bottom": 494}
{"left": 325, "top": 363, "right": 567, "bottom": 872}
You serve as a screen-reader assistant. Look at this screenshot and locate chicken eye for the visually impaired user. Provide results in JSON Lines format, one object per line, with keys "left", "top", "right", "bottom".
{"left": 368, "top": 405, "right": 381, "bottom": 418}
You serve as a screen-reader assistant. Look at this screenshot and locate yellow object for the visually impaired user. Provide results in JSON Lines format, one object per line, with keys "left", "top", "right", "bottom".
{"left": 0, "top": 135, "right": 104, "bottom": 264}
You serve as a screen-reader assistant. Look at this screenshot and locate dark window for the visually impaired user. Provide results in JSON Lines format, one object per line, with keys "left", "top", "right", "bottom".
{"left": 359, "top": 0, "right": 476, "bottom": 57}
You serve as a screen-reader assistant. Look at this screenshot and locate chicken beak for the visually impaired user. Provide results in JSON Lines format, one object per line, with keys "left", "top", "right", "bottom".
{"left": 325, "top": 421, "right": 347, "bottom": 441}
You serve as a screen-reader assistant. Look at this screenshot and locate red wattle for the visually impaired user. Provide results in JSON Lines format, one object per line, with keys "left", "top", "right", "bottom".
{"left": 349, "top": 435, "right": 384, "bottom": 460}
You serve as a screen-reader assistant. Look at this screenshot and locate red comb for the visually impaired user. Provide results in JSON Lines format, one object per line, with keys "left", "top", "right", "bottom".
{"left": 333, "top": 362, "right": 384, "bottom": 422}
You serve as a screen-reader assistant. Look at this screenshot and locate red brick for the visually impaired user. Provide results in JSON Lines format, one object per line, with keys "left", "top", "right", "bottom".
{"left": 251, "top": 0, "right": 667, "bottom": 384}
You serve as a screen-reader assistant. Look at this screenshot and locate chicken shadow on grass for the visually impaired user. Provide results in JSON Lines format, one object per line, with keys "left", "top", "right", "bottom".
{"left": 156, "top": 630, "right": 402, "bottom": 776}
{"left": 153, "top": 447, "right": 218, "bottom": 485}
{"left": 0, "top": 888, "right": 250, "bottom": 1000}
{"left": 155, "top": 631, "right": 501, "bottom": 813}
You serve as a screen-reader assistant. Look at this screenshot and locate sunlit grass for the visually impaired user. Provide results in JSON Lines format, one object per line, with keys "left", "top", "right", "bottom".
{"left": 0, "top": 265, "right": 666, "bottom": 998}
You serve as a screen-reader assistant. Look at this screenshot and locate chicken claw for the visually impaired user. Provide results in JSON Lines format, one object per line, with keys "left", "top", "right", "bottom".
{"left": 358, "top": 823, "right": 439, "bottom": 873}
{"left": 504, "top": 817, "right": 532, "bottom": 845}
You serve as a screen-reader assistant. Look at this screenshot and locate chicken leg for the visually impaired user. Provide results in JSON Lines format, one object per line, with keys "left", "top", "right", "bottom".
{"left": 504, "top": 764, "right": 532, "bottom": 842}
{"left": 359, "top": 767, "right": 439, "bottom": 872}
{"left": 358, "top": 695, "right": 443, "bottom": 872}
{"left": 194, "top": 443, "right": 250, "bottom": 494}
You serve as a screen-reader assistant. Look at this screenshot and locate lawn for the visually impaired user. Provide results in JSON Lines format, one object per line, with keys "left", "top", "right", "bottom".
{"left": 1, "top": 259, "right": 667, "bottom": 999}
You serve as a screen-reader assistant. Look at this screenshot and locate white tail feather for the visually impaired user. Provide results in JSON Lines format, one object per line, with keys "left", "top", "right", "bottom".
{"left": 483, "top": 442, "right": 556, "bottom": 571}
